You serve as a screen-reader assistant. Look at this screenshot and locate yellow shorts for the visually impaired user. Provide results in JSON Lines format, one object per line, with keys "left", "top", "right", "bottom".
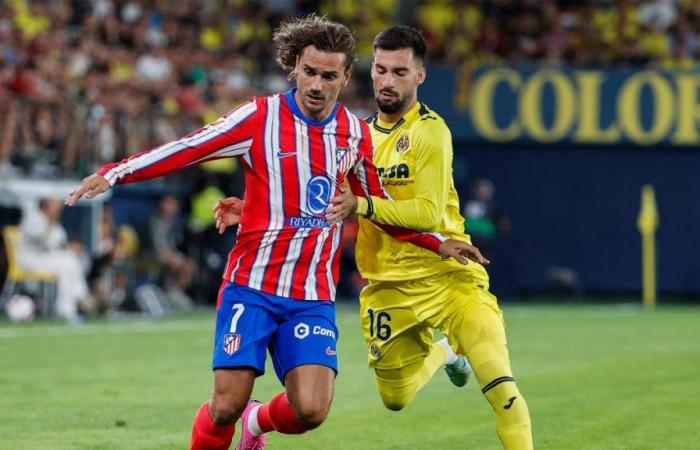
{"left": 360, "top": 266, "right": 505, "bottom": 370}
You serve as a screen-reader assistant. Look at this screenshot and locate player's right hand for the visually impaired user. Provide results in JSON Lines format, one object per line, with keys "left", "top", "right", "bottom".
{"left": 438, "top": 239, "right": 490, "bottom": 266}
{"left": 65, "top": 174, "right": 111, "bottom": 206}
{"left": 213, "top": 196, "right": 244, "bottom": 234}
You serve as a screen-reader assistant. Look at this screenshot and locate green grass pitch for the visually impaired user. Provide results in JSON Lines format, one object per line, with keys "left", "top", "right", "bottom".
{"left": 1, "top": 303, "right": 699, "bottom": 449}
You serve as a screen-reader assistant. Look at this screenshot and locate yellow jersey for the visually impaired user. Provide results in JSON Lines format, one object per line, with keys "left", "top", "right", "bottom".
{"left": 355, "top": 101, "right": 473, "bottom": 282}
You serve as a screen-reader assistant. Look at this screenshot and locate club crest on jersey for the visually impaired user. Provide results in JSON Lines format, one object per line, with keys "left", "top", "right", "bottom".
{"left": 370, "top": 343, "right": 382, "bottom": 359}
{"left": 336, "top": 147, "right": 355, "bottom": 175}
{"left": 396, "top": 133, "right": 410, "bottom": 153}
{"left": 223, "top": 333, "right": 241, "bottom": 355}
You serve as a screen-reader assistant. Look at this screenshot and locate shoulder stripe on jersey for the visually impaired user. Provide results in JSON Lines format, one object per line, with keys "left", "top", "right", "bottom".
{"left": 103, "top": 102, "right": 257, "bottom": 184}
{"left": 419, "top": 102, "right": 431, "bottom": 116}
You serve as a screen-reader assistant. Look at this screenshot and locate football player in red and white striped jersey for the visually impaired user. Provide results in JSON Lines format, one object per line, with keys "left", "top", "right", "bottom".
{"left": 66, "top": 15, "right": 476, "bottom": 450}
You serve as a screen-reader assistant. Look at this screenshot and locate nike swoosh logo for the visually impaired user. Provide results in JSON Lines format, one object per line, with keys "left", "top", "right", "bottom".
{"left": 504, "top": 396, "right": 517, "bottom": 409}
{"left": 325, "top": 347, "right": 337, "bottom": 356}
{"left": 276, "top": 151, "right": 297, "bottom": 159}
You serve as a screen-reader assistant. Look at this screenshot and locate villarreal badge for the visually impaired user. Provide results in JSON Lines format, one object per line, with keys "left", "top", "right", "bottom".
{"left": 223, "top": 333, "right": 241, "bottom": 355}
{"left": 370, "top": 342, "right": 382, "bottom": 359}
{"left": 396, "top": 133, "right": 409, "bottom": 153}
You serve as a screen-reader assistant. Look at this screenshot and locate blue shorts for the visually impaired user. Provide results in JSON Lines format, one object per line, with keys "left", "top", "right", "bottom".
{"left": 212, "top": 282, "right": 338, "bottom": 384}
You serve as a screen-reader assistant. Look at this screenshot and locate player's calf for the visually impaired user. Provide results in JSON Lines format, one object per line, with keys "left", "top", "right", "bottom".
{"left": 190, "top": 402, "right": 236, "bottom": 450}
{"left": 471, "top": 356, "right": 532, "bottom": 449}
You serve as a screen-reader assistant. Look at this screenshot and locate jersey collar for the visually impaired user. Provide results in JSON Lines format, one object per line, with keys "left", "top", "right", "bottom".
{"left": 372, "top": 102, "right": 421, "bottom": 134}
{"left": 284, "top": 88, "right": 339, "bottom": 127}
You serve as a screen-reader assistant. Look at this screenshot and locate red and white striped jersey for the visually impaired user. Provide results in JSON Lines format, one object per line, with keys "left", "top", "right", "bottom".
{"left": 99, "top": 89, "right": 445, "bottom": 301}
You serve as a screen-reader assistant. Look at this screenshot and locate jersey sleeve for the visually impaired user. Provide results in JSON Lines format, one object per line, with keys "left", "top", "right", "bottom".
{"left": 347, "top": 120, "right": 447, "bottom": 255}
{"left": 98, "top": 100, "right": 259, "bottom": 185}
{"left": 362, "top": 120, "right": 452, "bottom": 231}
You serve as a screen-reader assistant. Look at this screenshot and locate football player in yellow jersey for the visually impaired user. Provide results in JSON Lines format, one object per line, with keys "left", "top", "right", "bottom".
{"left": 346, "top": 26, "right": 533, "bottom": 449}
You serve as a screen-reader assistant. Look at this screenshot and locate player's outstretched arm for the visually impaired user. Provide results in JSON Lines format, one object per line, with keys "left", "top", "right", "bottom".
{"left": 65, "top": 174, "right": 111, "bottom": 206}
{"left": 77, "top": 101, "right": 258, "bottom": 197}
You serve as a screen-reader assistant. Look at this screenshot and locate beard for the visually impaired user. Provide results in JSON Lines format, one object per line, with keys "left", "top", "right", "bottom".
{"left": 376, "top": 92, "right": 409, "bottom": 115}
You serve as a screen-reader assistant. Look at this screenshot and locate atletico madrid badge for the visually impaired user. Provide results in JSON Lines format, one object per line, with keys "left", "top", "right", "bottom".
{"left": 223, "top": 333, "right": 241, "bottom": 355}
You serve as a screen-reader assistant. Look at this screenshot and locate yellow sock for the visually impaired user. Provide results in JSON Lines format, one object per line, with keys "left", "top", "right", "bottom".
{"left": 482, "top": 374, "right": 533, "bottom": 450}
{"left": 450, "top": 304, "right": 533, "bottom": 449}
{"left": 374, "top": 343, "right": 447, "bottom": 411}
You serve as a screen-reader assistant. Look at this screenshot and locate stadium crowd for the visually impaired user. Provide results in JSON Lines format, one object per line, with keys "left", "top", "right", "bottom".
{"left": 2, "top": 0, "right": 700, "bottom": 178}
{"left": 1, "top": 0, "right": 697, "bottom": 318}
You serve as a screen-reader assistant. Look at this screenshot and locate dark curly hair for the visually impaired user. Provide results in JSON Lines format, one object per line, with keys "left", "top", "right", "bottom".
{"left": 273, "top": 14, "right": 356, "bottom": 73}
{"left": 374, "top": 25, "right": 428, "bottom": 62}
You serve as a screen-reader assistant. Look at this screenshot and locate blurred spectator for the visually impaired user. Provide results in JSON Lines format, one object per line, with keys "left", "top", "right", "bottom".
{"left": 4, "top": 0, "right": 700, "bottom": 309}
{"left": 185, "top": 172, "right": 230, "bottom": 302}
{"left": 463, "top": 178, "right": 511, "bottom": 260}
{"left": 144, "top": 194, "right": 194, "bottom": 309}
{"left": 18, "top": 197, "right": 93, "bottom": 321}
{"left": 3, "top": 0, "right": 699, "bottom": 179}
{"left": 88, "top": 205, "right": 138, "bottom": 316}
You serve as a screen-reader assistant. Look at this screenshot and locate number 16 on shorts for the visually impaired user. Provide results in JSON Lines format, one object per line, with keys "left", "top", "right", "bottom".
{"left": 368, "top": 308, "right": 392, "bottom": 341}
{"left": 224, "top": 303, "right": 244, "bottom": 355}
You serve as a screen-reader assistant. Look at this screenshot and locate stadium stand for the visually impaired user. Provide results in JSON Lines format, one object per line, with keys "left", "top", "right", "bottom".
{"left": 2, "top": 0, "right": 699, "bottom": 318}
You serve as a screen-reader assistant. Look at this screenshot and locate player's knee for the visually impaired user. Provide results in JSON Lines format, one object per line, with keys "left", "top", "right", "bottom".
{"left": 208, "top": 395, "right": 247, "bottom": 425}
{"left": 375, "top": 371, "right": 417, "bottom": 411}
{"left": 293, "top": 402, "right": 329, "bottom": 429}
{"left": 376, "top": 381, "right": 413, "bottom": 411}
{"left": 380, "top": 394, "right": 409, "bottom": 411}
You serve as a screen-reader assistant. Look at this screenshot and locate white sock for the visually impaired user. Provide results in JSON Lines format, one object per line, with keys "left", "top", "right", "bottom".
{"left": 437, "top": 337, "right": 459, "bottom": 364}
{"left": 247, "top": 404, "right": 263, "bottom": 436}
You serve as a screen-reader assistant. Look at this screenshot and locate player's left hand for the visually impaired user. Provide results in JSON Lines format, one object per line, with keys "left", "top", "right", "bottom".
{"left": 326, "top": 187, "right": 357, "bottom": 225}
{"left": 439, "top": 239, "right": 490, "bottom": 266}
{"left": 213, "top": 196, "right": 244, "bottom": 234}
{"left": 65, "top": 173, "right": 111, "bottom": 206}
